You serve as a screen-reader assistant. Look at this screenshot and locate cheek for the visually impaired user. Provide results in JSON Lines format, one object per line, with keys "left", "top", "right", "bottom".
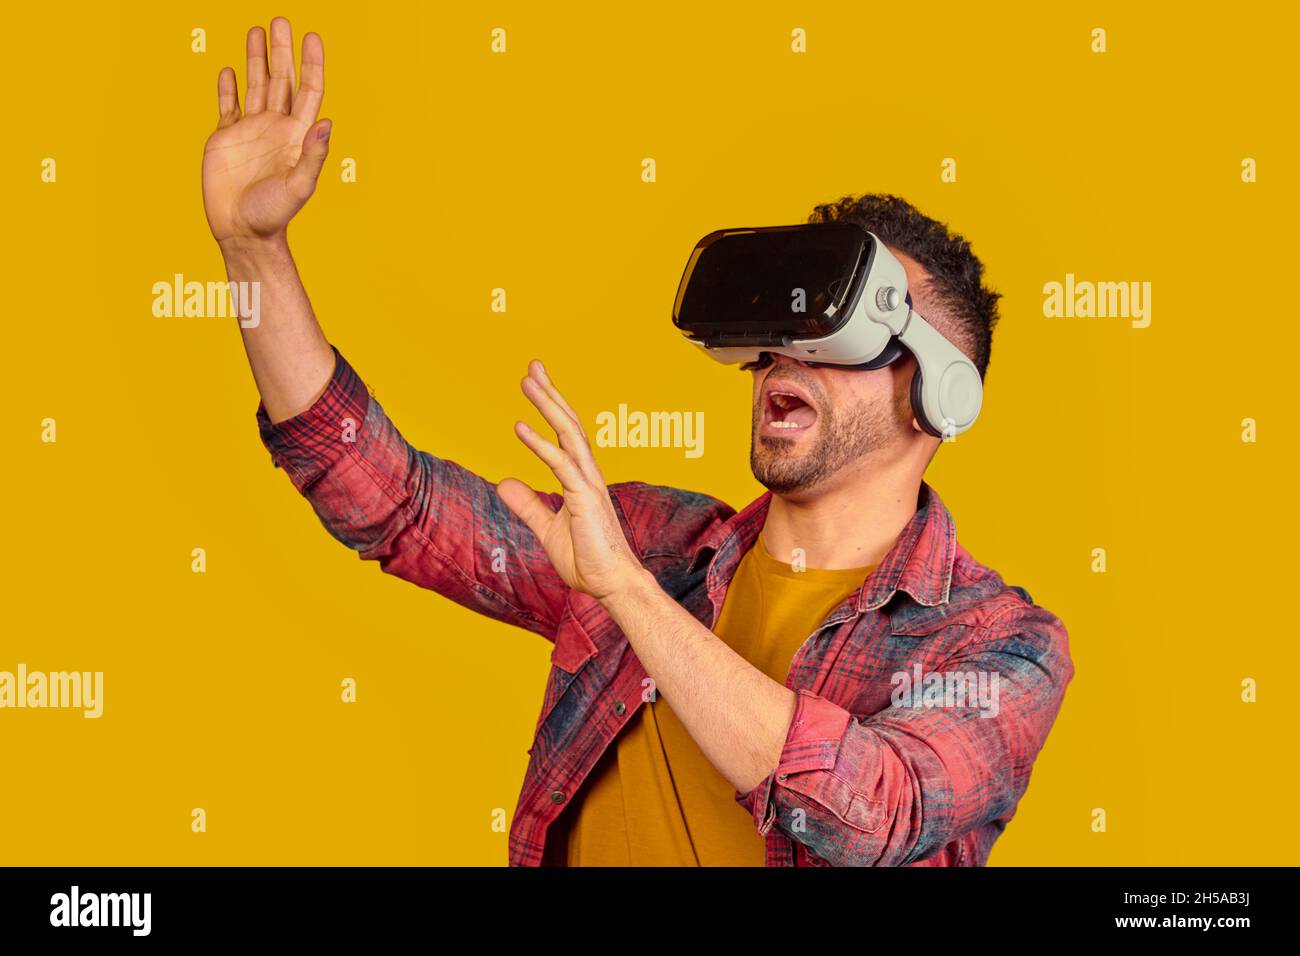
{"left": 828, "top": 375, "right": 885, "bottom": 410}
{"left": 827, "top": 371, "right": 911, "bottom": 423}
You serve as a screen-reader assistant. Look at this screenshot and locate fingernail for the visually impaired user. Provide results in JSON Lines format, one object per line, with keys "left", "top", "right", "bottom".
{"left": 319, "top": 121, "right": 332, "bottom": 141}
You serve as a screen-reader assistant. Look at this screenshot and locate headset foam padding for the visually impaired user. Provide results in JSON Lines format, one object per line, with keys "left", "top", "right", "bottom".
{"left": 909, "top": 366, "right": 943, "bottom": 438}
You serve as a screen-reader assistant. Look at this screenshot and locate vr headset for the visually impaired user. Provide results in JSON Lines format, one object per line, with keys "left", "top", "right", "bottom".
{"left": 672, "top": 223, "right": 983, "bottom": 438}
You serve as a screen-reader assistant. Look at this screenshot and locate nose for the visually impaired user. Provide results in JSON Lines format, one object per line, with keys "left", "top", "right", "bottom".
{"left": 769, "top": 352, "right": 811, "bottom": 370}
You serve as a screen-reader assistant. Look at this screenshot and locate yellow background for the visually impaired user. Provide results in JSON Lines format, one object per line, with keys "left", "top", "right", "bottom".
{"left": 2, "top": 1, "right": 1295, "bottom": 865}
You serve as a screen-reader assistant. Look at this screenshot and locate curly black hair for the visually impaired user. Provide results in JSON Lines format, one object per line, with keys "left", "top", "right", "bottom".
{"left": 807, "top": 194, "right": 1001, "bottom": 379}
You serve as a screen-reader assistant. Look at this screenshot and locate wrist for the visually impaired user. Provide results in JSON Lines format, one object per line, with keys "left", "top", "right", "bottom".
{"left": 597, "top": 565, "right": 660, "bottom": 614}
{"left": 218, "top": 232, "right": 292, "bottom": 275}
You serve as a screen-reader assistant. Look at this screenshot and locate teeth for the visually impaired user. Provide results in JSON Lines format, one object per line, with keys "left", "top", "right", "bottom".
{"left": 770, "top": 420, "right": 803, "bottom": 429}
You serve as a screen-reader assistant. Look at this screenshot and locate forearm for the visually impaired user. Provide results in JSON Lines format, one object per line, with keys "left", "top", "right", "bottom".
{"left": 221, "top": 234, "right": 334, "bottom": 424}
{"left": 599, "top": 569, "right": 797, "bottom": 794}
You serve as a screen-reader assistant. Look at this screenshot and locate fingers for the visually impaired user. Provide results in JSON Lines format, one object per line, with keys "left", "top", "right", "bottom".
{"left": 292, "top": 31, "right": 325, "bottom": 124}
{"left": 287, "top": 119, "right": 332, "bottom": 202}
{"left": 520, "top": 362, "right": 603, "bottom": 483}
{"left": 531, "top": 360, "right": 587, "bottom": 438}
{"left": 513, "top": 421, "right": 588, "bottom": 495}
{"left": 245, "top": 21, "right": 319, "bottom": 120}
{"left": 496, "top": 477, "right": 557, "bottom": 541}
{"left": 267, "top": 16, "right": 296, "bottom": 113}
{"left": 216, "top": 67, "right": 241, "bottom": 127}
{"left": 244, "top": 26, "right": 269, "bottom": 114}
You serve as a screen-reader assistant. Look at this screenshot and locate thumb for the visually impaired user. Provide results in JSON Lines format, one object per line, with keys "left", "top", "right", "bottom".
{"left": 288, "top": 119, "right": 332, "bottom": 203}
{"left": 497, "top": 477, "right": 556, "bottom": 541}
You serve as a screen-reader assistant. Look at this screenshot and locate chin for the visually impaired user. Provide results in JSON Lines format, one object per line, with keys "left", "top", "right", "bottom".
{"left": 750, "top": 449, "right": 826, "bottom": 498}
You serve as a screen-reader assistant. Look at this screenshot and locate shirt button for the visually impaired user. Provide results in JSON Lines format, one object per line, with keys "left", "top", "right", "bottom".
{"left": 614, "top": 700, "right": 626, "bottom": 716}
{"left": 550, "top": 790, "right": 566, "bottom": 804}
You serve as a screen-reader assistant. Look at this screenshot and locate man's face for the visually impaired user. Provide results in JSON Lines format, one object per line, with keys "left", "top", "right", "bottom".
{"left": 748, "top": 248, "right": 934, "bottom": 497}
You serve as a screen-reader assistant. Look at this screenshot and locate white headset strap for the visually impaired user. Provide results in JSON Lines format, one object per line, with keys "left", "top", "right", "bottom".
{"left": 893, "top": 308, "right": 984, "bottom": 437}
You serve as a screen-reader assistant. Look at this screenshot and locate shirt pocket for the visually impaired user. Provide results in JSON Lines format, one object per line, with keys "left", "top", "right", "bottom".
{"left": 551, "top": 611, "right": 598, "bottom": 673}
{"left": 531, "top": 610, "right": 599, "bottom": 742}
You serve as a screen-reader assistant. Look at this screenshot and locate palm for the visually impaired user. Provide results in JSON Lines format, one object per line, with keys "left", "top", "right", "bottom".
{"left": 539, "top": 495, "right": 625, "bottom": 598}
{"left": 201, "top": 20, "right": 329, "bottom": 244}
{"left": 535, "top": 503, "right": 583, "bottom": 588}
{"left": 497, "top": 366, "right": 645, "bottom": 603}
{"left": 204, "top": 112, "right": 311, "bottom": 241}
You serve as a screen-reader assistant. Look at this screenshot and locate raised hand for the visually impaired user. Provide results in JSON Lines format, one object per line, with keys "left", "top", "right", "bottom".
{"left": 202, "top": 18, "right": 330, "bottom": 246}
{"left": 497, "top": 362, "right": 649, "bottom": 603}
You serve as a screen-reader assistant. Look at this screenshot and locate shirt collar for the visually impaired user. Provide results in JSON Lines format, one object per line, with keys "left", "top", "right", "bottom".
{"left": 688, "top": 480, "right": 957, "bottom": 611}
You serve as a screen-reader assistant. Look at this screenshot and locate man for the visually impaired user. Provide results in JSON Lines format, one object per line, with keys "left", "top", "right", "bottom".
{"left": 203, "top": 18, "right": 1073, "bottom": 867}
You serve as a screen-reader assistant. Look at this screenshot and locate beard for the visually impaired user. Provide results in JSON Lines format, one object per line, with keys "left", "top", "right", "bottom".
{"left": 750, "top": 377, "right": 903, "bottom": 496}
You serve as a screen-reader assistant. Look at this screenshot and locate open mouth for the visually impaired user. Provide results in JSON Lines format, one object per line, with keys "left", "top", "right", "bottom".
{"left": 763, "top": 387, "right": 818, "bottom": 434}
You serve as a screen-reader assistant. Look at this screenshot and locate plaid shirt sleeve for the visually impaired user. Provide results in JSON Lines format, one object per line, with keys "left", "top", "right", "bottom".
{"left": 737, "top": 601, "right": 1073, "bottom": 866}
{"left": 255, "top": 347, "right": 571, "bottom": 640}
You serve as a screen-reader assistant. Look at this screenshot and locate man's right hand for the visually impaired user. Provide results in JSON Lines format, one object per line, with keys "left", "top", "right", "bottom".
{"left": 202, "top": 17, "right": 330, "bottom": 248}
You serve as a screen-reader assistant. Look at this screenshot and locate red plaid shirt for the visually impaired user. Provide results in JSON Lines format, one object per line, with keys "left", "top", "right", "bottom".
{"left": 257, "top": 348, "right": 1074, "bottom": 867}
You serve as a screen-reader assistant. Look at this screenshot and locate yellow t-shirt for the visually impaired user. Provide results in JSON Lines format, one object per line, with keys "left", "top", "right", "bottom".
{"left": 565, "top": 534, "right": 876, "bottom": 866}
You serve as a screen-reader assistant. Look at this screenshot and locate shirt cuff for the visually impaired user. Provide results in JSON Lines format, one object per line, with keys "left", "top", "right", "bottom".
{"left": 255, "top": 346, "right": 372, "bottom": 486}
{"left": 737, "top": 689, "right": 852, "bottom": 835}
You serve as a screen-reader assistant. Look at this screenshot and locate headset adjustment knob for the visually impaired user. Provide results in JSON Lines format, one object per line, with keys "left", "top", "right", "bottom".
{"left": 876, "top": 286, "right": 901, "bottom": 312}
